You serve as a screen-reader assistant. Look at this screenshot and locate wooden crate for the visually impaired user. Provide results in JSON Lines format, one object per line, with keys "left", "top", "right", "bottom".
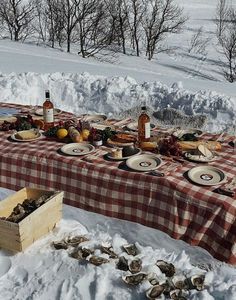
{"left": 0, "top": 187, "right": 63, "bottom": 252}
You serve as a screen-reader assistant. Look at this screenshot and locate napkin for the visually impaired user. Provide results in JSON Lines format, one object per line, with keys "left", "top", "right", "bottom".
{"left": 215, "top": 177, "right": 236, "bottom": 197}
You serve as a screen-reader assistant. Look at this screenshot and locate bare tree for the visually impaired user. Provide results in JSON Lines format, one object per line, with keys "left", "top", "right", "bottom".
{"left": 142, "top": 0, "right": 187, "bottom": 60}
{"left": 216, "top": 2, "right": 236, "bottom": 82}
{"left": 0, "top": 0, "right": 35, "bottom": 41}
{"left": 188, "top": 27, "right": 211, "bottom": 55}
{"left": 215, "top": 0, "right": 228, "bottom": 38}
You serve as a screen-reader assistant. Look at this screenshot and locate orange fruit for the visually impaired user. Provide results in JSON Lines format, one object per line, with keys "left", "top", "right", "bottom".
{"left": 81, "top": 129, "right": 90, "bottom": 141}
{"left": 56, "top": 128, "right": 68, "bottom": 139}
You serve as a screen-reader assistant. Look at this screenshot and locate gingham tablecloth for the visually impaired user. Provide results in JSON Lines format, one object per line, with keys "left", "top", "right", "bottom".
{"left": 0, "top": 103, "right": 235, "bottom": 264}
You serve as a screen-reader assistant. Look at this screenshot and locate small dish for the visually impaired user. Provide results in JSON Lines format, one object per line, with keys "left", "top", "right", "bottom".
{"left": 83, "top": 114, "right": 107, "bottom": 123}
{"left": 172, "top": 129, "right": 202, "bottom": 140}
{"left": 184, "top": 152, "right": 219, "bottom": 163}
{"left": 11, "top": 130, "right": 42, "bottom": 142}
{"left": 106, "top": 148, "right": 141, "bottom": 161}
{"left": 187, "top": 166, "right": 226, "bottom": 186}
{"left": 126, "top": 154, "right": 162, "bottom": 172}
{"left": 60, "top": 143, "right": 95, "bottom": 156}
{"left": 34, "top": 108, "right": 62, "bottom": 116}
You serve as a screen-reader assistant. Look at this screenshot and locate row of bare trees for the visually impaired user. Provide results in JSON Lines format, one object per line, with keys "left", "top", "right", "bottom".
{"left": 0, "top": 0, "right": 187, "bottom": 60}
{"left": 215, "top": 0, "right": 236, "bottom": 82}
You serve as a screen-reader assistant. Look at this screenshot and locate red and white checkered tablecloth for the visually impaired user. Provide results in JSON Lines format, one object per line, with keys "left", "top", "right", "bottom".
{"left": 0, "top": 102, "right": 235, "bottom": 264}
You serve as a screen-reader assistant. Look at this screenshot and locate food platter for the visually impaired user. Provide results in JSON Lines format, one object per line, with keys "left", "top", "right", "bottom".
{"left": 11, "top": 130, "right": 42, "bottom": 142}
{"left": 187, "top": 166, "right": 226, "bottom": 186}
{"left": 60, "top": 143, "right": 95, "bottom": 156}
{"left": 126, "top": 121, "right": 155, "bottom": 131}
{"left": 34, "top": 108, "right": 62, "bottom": 116}
{"left": 83, "top": 114, "right": 107, "bottom": 123}
{"left": 126, "top": 154, "right": 162, "bottom": 172}
{"left": 106, "top": 148, "right": 141, "bottom": 161}
{"left": 184, "top": 152, "right": 219, "bottom": 163}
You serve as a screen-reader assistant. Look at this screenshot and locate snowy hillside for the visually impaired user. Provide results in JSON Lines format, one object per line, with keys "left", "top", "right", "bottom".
{"left": 0, "top": 0, "right": 235, "bottom": 133}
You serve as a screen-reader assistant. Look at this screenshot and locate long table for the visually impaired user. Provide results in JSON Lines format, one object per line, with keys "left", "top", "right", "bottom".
{"left": 0, "top": 102, "right": 235, "bottom": 264}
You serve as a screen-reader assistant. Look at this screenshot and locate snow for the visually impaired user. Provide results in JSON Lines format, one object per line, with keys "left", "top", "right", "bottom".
{"left": 0, "top": 188, "right": 236, "bottom": 300}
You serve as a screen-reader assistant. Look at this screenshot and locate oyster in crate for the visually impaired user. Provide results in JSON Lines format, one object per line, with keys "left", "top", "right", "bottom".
{"left": 89, "top": 255, "right": 109, "bottom": 266}
{"left": 101, "top": 243, "right": 118, "bottom": 259}
{"left": 122, "top": 272, "right": 147, "bottom": 286}
{"left": 123, "top": 243, "right": 138, "bottom": 256}
{"left": 117, "top": 256, "right": 129, "bottom": 271}
{"left": 191, "top": 274, "right": 205, "bottom": 291}
{"left": 129, "top": 258, "right": 142, "bottom": 274}
{"left": 66, "top": 235, "right": 89, "bottom": 246}
{"left": 146, "top": 284, "right": 165, "bottom": 299}
{"left": 156, "top": 260, "right": 176, "bottom": 277}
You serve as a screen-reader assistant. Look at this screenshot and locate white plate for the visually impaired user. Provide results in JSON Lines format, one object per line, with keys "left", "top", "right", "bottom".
{"left": 11, "top": 130, "right": 42, "bottom": 142}
{"left": 34, "top": 108, "right": 62, "bottom": 116}
{"left": 184, "top": 152, "right": 219, "bottom": 163}
{"left": 172, "top": 129, "right": 202, "bottom": 139}
{"left": 106, "top": 148, "right": 141, "bottom": 161}
{"left": 126, "top": 154, "right": 162, "bottom": 172}
{"left": 126, "top": 122, "right": 155, "bottom": 131}
{"left": 83, "top": 114, "right": 107, "bottom": 123}
{"left": 187, "top": 166, "right": 226, "bottom": 186}
{"left": 60, "top": 143, "right": 95, "bottom": 156}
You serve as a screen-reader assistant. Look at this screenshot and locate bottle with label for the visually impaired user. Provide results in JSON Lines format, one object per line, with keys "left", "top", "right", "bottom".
{"left": 138, "top": 106, "right": 150, "bottom": 144}
{"left": 43, "top": 90, "right": 54, "bottom": 130}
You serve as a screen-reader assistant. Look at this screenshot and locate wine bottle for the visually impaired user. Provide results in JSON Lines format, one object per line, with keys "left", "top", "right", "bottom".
{"left": 43, "top": 90, "right": 54, "bottom": 130}
{"left": 138, "top": 106, "right": 150, "bottom": 144}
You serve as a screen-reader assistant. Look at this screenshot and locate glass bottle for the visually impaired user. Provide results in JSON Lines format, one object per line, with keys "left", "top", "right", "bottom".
{"left": 43, "top": 90, "right": 54, "bottom": 130}
{"left": 138, "top": 106, "right": 150, "bottom": 143}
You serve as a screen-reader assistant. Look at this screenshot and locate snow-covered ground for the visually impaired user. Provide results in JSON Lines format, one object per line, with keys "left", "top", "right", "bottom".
{"left": 0, "top": 1, "right": 236, "bottom": 133}
{"left": 0, "top": 188, "right": 236, "bottom": 300}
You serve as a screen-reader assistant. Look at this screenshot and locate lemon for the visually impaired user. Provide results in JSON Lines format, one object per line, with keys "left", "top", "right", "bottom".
{"left": 81, "top": 129, "right": 90, "bottom": 141}
{"left": 56, "top": 128, "right": 68, "bottom": 139}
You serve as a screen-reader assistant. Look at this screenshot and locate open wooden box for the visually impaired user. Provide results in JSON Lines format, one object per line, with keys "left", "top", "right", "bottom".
{"left": 0, "top": 187, "right": 63, "bottom": 252}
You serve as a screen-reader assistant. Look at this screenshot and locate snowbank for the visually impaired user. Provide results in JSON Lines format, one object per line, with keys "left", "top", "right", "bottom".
{"left": 0, "top": 72, "right": 235, "bottom": 133}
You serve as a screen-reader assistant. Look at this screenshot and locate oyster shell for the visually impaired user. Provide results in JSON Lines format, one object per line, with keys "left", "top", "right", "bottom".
{"left": 89, "top": 256, "right": 109, "bottom": 266}
{"left": 129, "top": 258, "right": 142, "bottom": 274}
{"left": 66, "top": 236, "right": 89, "bottom": 246}
{"left": 123, "top": 244, "right": 138, "bottom": 256}
{"left": 101, "top": 244, "right": 118, "bottom": 259}
{"left": 70, "top": 247, "right": 94, "bottom": 259}
{"left": 169, "top": 289, "right": 189, "bottom": 300}
{"left": 191, "top": 275, "right": 205, "bottom": 291}
{"left": 122, "top": 272, "right": 147, "bottom": 286}
{"left": 172, "top": 275, "right": 188, "bottom": 290}
{"left": 156, "top": 260, "right": 175, "bottom": 277}
{"left": 116, "top": 256, "right": 129, "bottom": 271}
{"left": 147, "top": 273, "right": 159, "bottom": 286}
{"left": 146, "top": 284, "right": 165, "bottom": 299}
{"left": 52, "top": 241, "right": 68, "bottom": 250}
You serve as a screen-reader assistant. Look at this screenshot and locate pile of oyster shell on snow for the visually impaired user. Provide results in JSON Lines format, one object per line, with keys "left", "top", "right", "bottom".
{"left": 52, "top": 238, "right": 206, "bottom": 299}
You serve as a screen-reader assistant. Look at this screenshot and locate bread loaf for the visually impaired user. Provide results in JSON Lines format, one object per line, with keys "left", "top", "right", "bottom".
{"left": 178, "top": 141, "right": 221, "bottom": 151}
{"left": 15, "top": 130, "right": 39, "bottom": 140}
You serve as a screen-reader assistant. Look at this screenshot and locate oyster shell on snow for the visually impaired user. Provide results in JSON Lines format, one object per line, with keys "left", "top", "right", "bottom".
{"left": 89, "top": 255, "right": 109, "bottom": 266}
{"left": 129, "top": 258, "right": 142, "bottom": 274}
{"left": 123, "top": 244, "right": 138, "bottom": 256}
{"left": 70, "top": 247, "right": 94, "bottom": 260}
{"left": 117, "top": 256, "right": 129, "bottom": 271}
{"left": 146, "top": 284, "right": 165, "bottom": 299}
{"left": 122, "top": 272, "right": 147, "bottom": 285}
{"left": 172, "top": 274, "right": 188, "bottom": 290}
{"left": 156, "top": 260, "right": 176, "bottom": 277}
{"left": 147, "top": 273, "right": 159, "bottom": 286}
{"left": 101, "top": 243, "right": 118, "bottom": 259}
{"left": 66, "top": 235, "right": 89, "bottom": 246}
{"left": 52, "top": 241, "right": 68, "bottom": 250}
{"left": 170, "top": 289, "right": 189, "bottom": 300}
{"left": 191, "top": 274, "right": 205, "bottom": 291}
